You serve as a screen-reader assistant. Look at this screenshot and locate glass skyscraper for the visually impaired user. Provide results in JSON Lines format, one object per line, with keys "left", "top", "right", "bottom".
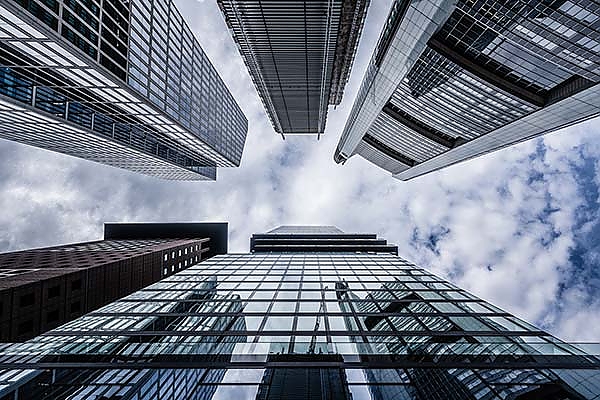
{"left": 335, "top": 0, "right": 600, "bottom": 180}
{"left": 217, "top": 0, "right": 369, "bottom": 137}
{"left": 0, "top": 0, "right": 248, "bottom": 180}
{"left": 0, "top": 226, "right": 598, "bottom": 399}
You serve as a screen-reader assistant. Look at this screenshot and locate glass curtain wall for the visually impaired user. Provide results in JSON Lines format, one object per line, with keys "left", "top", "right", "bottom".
{"left": 0, "top": 253, "right": 598, "bottom": 399}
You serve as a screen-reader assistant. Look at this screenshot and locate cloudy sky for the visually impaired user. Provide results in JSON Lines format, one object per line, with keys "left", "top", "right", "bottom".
{"left": 1, "top": 0, "right": 599, "bottom": 343}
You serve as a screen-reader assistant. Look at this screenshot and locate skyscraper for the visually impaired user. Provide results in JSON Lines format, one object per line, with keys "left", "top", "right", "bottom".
{"left": 0, "top": 0, "right": 248, "bottom": 180}
{"left": 0, "top": 222, "right": 227, "bottom": 341}
{"left": 217, "top": 0, "right": 369, "bottom": 137}
{"left": 0, "top": 225, "right": 598, "bottom": 399}
{"left": 335, "top": 0, "right": 600, "bottom": 180}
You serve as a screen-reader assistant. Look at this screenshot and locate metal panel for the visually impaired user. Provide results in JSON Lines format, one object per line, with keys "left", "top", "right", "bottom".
{"left": 218, "top": 0, "right": 369, "bottom": 136}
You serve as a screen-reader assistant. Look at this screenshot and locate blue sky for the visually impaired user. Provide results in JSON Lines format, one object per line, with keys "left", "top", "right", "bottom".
{"left": 0, "top": 0, "right": 599, "bottom": 342}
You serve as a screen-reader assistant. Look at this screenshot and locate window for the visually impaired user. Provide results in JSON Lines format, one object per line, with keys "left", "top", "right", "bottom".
{"left": 17, "top": 320, "right": 34, "bottom": 335}
{"left": 48, "top": 285, "right": 61, "bottom": 299}
{"left": 46, "top": 309, "right": 60, "bottom": 323}
{"left": 19, "top": 293, "right": 35, "bottom": 307}
{"left": 71, "top": 279, "right": 82, "bottom": 291}
{"left": 70, "top": 301, "right": 81, "bottom": 313}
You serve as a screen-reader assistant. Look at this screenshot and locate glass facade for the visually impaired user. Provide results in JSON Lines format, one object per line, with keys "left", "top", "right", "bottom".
{"left": 0, "top": 227, "right": 598, "bottom": 399}
{"left": 217, "top": 0, "right": 369, "bottom": 136}
{"left": 335, "top": 0, "right": 600, "bottom": 180}
{"left": 127, "top": 0, "right": 247, "bottom": 164}
{"left": 0, "top": 0, "right": 247, "bottom": 180}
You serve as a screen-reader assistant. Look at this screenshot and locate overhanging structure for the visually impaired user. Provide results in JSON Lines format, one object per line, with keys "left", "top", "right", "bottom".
{"left": 335, "top": 0, "right": 600, "bottom": 180}
{"left": 217, "top": 0, "right": 369, "bottom": 137}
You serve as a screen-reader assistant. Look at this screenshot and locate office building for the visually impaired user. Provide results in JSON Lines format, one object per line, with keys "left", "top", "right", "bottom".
{"left": 0, "top": 222, "right": 227, "bottom": 341}
{"left": 0, "top": 0, "right": 248, "bottom": 180}
{"left": 335, "top": 0, "right": 600, "bottom": 180}
{"left": 0, "top": 226, "right": 598, "bottom": 399}
{"left": 217, "top": 0, "right": 369, "bottom": 137}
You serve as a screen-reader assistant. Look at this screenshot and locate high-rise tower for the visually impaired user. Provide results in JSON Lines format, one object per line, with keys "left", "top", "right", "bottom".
{"left": 0, "top": 225, "right": 597, "bottom": 399}
{"left": 335, "top": 0, "right": 600, "bottom": 180}
{"left": 217, "top": 1, "right": 369, "bottom": 137}
{"left": 0, "top": 0, "right": 248, "bottom": 180}
{"left": 0, "top": 222, "right": 227, "bottom": 341}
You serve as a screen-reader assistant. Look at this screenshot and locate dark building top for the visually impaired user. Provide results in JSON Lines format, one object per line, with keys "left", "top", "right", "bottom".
{"left": 217, "top": 0, "right": 369, "bottom": 136}
{"left": 251, "top": 225, "right": 398, "bottom": 254}
{"left": 104, "top": 222, "right": 229, "bottom": 256}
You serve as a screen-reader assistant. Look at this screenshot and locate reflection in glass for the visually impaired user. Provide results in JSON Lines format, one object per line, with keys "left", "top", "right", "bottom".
{"left": 0, "top": 251, "right": 598, "bottom": 399}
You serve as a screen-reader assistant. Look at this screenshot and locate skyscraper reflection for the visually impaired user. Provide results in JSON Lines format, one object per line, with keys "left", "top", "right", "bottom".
{"left": 0, "top": 226, "right": 597, "bottom": 399}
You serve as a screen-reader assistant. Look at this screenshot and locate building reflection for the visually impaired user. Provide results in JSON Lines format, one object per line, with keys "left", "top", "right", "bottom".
{"left": 336, "top": 278, "right": 587, "bottom": 399}
{"left": 17, "top": 276, "right": 247, "bottom": 399}
{"left": 0, "top": 232, "right": 598, "bottom": 399}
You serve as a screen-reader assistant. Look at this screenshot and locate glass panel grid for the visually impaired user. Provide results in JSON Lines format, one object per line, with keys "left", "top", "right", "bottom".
{"left": 0, "top": 251, "right": 598, "bottom": 399}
